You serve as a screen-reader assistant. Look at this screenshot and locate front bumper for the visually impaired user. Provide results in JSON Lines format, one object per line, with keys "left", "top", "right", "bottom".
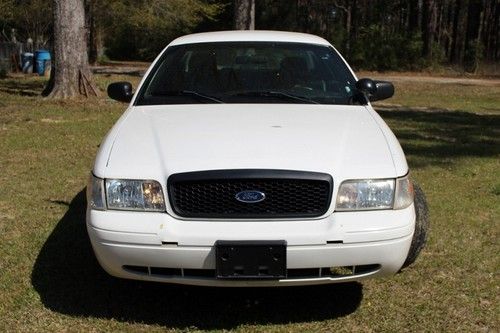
{"left": 86, "top": 205, "right": 415, "bottom": 287}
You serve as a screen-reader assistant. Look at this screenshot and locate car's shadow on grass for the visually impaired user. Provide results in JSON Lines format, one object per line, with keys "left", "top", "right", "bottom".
{"left": 32, "top": 190, "right": 363, "bottom": 330}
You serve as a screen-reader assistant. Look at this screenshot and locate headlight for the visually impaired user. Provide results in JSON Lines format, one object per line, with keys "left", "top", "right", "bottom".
{"left": 336, "top": 179, "right": 395, "bottom": 211}
{"left": 106, "top": 179, "right": 165, "bottom": 211}
{"left": 336, "top": 175, "right": 414, "bottom": 211}
{"left": 87, "top": 174, "right": 166, "bottom": 212}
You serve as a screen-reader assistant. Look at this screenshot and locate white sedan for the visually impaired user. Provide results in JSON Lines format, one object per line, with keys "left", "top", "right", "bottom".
{"left": 87, "top": 31, "right": 429, "bottom": 287}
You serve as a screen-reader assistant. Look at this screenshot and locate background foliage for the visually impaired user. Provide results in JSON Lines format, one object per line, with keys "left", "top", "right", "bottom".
{"left": 99, "top": 0, "right": 225, "bottom": 60}
{"left": 256, "top": 0, "right": 499, "bottom": 72}
{"left": 0, "top": 0, "right": 498, "bottom": 71}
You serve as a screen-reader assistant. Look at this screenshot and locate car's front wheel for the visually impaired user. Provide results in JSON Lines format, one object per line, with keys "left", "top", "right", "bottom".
{"left": 401, "top": 182, "right": 429, "bottom": 269}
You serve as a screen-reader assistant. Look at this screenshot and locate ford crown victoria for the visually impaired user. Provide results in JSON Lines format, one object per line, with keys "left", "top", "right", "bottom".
{"left": 87, "top": 31, "right": 429, "bottom": 287}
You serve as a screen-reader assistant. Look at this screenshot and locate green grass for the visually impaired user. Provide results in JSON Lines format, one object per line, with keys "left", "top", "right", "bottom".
{"left": 372, "top": 78, "right": 500, "bottom": 114}
{"left": 391, "top": 82, "right": 499, "bottom": 114}
{"left": 0, "top": 74, "right": 498, "bottom": 332}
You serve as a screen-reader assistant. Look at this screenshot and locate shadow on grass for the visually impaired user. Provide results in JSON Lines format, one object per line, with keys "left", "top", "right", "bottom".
{"left": 0, "top": 77, "right": 46, "bottom": 96}
{"left": 32, "top": 190, "right": 362, "bottom": 330}
{"left": 377, "top": 108, "right": 500, "bottom": 168}
{"left": 92, "top": 68, "right": 145, "bottom": 77}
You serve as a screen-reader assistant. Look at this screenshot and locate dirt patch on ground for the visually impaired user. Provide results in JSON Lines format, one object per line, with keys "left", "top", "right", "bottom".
{"left": 358, "top": 72, "right": 500, "bottom": 86}
{"left": 375, "top": 75, "right": 500, "bottom": 86}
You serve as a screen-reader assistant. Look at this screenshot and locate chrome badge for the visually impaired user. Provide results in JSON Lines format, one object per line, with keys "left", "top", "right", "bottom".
{"left": 235, "top": 190, "right": 266, "bottom": 203}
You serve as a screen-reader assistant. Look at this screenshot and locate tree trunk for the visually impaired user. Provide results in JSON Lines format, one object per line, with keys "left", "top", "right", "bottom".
{"left": 450, "top": 0, "right": 462, "bottom": 63}
{"left": 333, "top": 1, "right": 352, "bottom": 55}
{"left": 482, "top": 0, "right": 499, "bottom": 61}
{"left": 464, "top": 0, "right": 483, "bottom": 72}
{"left": 422, "top": 0, "right": 437, "bottom": 59}
{"left": 350, "top": 0, "right": 358, "bottom": 57}
{"left": 345, "top": 1, "right": 352, "bottom": 57}
{"left": 43, "top": 0, "right": 99, "bottom": 98}
{"left": 494, "top": 2, "right": 500, "bottom": 60}
{"left": 87, "top": 0, "right": 98, "bottom": 65}
{"left": 234, "top": 0, "right": 255, "bottom": 30}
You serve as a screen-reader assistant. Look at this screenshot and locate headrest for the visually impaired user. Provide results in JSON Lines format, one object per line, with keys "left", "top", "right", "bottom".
{"left": 280, "top": 56, "right": 308, "bottom": 72}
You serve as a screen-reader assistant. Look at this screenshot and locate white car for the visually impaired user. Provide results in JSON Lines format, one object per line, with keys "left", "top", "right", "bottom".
{"left": 87, "top": 31, "right": 429, "bottom": 287}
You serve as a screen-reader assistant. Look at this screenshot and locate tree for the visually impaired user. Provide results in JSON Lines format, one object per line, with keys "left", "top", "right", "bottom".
{"left": 234, "top": 0, "right": 255, "bottom": 29}
{"left": 0, "top": 0, "right": 14, "bottom": 31}
{"left": 334, "top": 0, "right": 353, "bottom": 56}
{"left": 450, "top": 0, "right": 462, "bottom": 63}
{"left": 44, "top": 0, "right": 99, "bottom": 98}
{"left": 0, "top": 0, "right": 51, "bottom": 47}
{"left": 102, "top": 0, "right": 223, "bottom": 60}
{"left": 86, "top": 0, "right": 101, "bottom": 65}
{"left": 408, "top": 0, "right": 421, "bottom": 35}
{"left": 464, "top": 0, "right": 484, "bottom": 72}
{"left": 14, "top": 0, "right": 52, "bottom": 49}
{"left": 421, "top": 0, "right": 437, "bottom": 59}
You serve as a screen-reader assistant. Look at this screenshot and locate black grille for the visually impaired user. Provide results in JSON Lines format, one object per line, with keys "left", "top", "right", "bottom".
{"left": 168, "top": 169, "right": 333, "bottom": 218}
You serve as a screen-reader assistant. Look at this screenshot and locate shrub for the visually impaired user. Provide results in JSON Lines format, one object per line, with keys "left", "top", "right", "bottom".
{"left": 349, "top": 25, "right": 424, "bottom": 71}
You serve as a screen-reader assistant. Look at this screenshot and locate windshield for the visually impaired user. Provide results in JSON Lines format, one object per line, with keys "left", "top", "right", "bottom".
{"left": 136, "top": 42, "right": 359, "bottom": 105}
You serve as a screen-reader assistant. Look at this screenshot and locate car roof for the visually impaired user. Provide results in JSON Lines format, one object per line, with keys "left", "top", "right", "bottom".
{"left": 169, "top": 30, "right": 331, "bottom": 47}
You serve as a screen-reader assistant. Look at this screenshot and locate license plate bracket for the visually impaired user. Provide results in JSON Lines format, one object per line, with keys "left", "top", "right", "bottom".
{"left": 215, "top": 240, "right": 287, "bottom": 279}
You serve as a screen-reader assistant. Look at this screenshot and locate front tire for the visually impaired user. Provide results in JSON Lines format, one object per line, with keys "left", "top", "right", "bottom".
{"left": 401, "top": 182, "right": 429, "bottom": 269}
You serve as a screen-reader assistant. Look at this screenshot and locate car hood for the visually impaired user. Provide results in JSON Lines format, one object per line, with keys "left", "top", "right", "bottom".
{"left": 101, "top": 104, "right": 401, "bottom": 181}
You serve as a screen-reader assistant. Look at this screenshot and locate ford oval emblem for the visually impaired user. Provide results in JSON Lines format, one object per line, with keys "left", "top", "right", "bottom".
{"left": 235, "top": 190, "right": 266, "bottom": 203}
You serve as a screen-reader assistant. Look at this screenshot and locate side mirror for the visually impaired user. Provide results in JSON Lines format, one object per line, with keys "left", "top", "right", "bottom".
{"left": 371, "top": 80, "right": 394, "bottom": 102}
{"left": 355, "top": 78, "right": 394, "bottom": 102}
{"left": 355, "top": 78, "right": 377, "bottom": 96}
{"left": 108, "top": 82, "right": 133, "bottom": 103}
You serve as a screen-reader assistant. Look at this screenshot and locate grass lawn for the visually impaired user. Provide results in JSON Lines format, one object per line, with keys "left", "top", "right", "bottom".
{"left": 0, "top": 74, "right": 498, "bottom": 332}
{"left": 362, "top": 72, "right": 500, "bottom": 114}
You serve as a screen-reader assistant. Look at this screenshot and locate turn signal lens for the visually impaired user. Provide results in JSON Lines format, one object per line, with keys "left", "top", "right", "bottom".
{"left": 87, "top": 174, "right": 105, "bottom": 210}
{"left": 394, "top": 175, "right": 414, "bottom": 210}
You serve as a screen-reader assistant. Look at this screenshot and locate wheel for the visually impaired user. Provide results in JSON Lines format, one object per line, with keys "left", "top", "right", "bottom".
{"left": 401, "top": 182, "right": 430, "bottom": 269}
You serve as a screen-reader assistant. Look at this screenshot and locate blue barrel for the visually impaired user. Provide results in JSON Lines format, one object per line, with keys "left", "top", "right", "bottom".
{"left": 34, "top": 50, "right": 51, "bottom": 76}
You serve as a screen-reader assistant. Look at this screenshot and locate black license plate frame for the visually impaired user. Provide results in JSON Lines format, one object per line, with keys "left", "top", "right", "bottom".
{"left": 215, "top": 240, "right": 287, "bottom": 279}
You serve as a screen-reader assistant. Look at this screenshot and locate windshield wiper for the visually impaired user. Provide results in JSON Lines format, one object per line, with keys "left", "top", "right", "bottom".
{"left": 232, "top": 91, "right": 319, "bottom": 104}
{"left": 151, "top": 90, "right": 224, "bottom": 103}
